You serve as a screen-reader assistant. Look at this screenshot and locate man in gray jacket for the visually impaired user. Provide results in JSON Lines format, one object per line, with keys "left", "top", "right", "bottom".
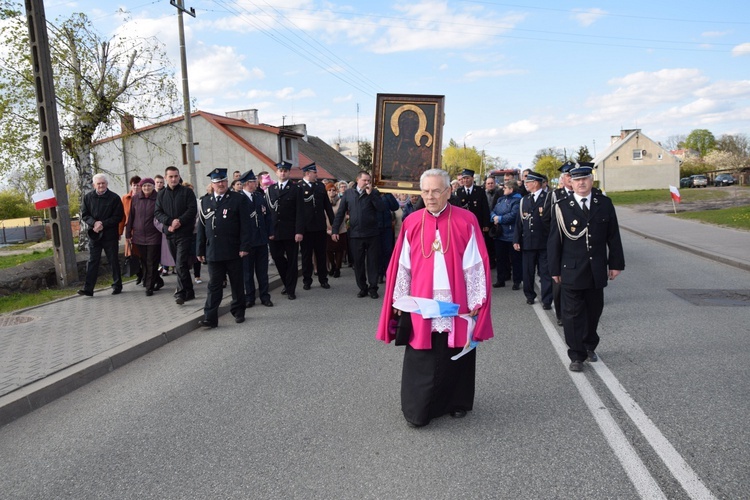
{"left": 331, "top": 171, "right": 386, "bottom": 299}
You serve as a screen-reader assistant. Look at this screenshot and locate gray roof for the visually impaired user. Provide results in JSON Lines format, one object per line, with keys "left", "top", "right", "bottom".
{"left": 298, "top": 135, "right": 361, "bottom": 182}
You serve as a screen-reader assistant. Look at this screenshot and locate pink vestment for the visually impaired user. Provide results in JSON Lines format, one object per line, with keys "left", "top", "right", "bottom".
{"left": 376, "top": 205, "right": 494, "bottom": 349}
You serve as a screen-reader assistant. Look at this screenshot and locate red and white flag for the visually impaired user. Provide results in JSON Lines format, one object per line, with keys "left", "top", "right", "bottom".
{"left": 669, "top": 185, "right": 681, "bottom": 203}
{"left": 31, "top": 188, "right": 58, "bottom": 210}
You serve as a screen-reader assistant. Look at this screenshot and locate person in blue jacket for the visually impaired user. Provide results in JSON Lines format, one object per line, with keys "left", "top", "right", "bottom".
{"left": 490, "top": 182, "right": 522, "bottom": 289}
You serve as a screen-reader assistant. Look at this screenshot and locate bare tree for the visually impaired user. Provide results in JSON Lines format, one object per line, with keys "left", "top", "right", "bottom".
{"left": 0, "top": 4, "right": 180, "bottom": 248}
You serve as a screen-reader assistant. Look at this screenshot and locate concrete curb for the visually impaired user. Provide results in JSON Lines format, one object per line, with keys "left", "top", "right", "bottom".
{"left": 620, "top": 225, "right": 750, "bottom": 273}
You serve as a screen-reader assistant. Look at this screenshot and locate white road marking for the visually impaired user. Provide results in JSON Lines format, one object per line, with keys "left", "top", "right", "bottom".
{"left": 532, "top": 305, "right": 666, "bottom": 499}
{"left": 532, "top": 304, "right": 717, "bottom": 499}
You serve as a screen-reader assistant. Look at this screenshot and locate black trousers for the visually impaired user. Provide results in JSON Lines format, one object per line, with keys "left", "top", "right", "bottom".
{"left": 167, "top": 235, "right": 194, "bottom": 299}
{"left": 136, "top": 243, "right": 162, "bottom": 292}
{"left": 243, "top": 245, "right": 270, "bottom": 303}
{"left": 269, "top": 238, "right": 299, "bottom": 295}
{"left": 350, "top": 235, "right": 380, "bottom": 293}
{"left": 494, "top": 239, "right": 521, "bottom": 285}
{"left": 521, "top": 249, "right": 552, "bottom": 305}
{"left": 301, "top": 230, "right": 328, "bottom": 286}
{"left": 561, "top": 286, "right": 604, "bottom": 362}
{"left": 401, "top": 332, "right": 476, "bottom": 426}
{"left": 84, "top": 237, "right": 121, "bottom": 292}
{"left": 204, "top": 258, "right": 245, "bottom": 325}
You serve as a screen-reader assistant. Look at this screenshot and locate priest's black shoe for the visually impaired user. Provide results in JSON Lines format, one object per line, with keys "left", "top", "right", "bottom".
{"left": 450, "top": 410, "right": 467, "bottom": 418}
{"left": 587, "top": 350, "right": 598, "bottom": 362}
{"left": 493, "top": 281, "right": 505, "bottom": 288}
{"left": 261, "top": 299, "right": 274, "bottom": 307}
{"left": 234, "top": 316, "right": 245, "bottom": 324}
{"left": 77, "top": 289, "right": 93, "bottom": 297}
{"left": 320, "top": 282, "right": 331, "bottom": 289}
{"left": 287, "top": 293, "right": 296, "bottom": 300}
{"left": 369, "top": 290, "right": 379, "bottom": 299}
{"left": 357, "top": 290, "right": 368, "bottom": 298}
{"left": 198, "top": 319, "right": 217, "bottom": 329}
{"left": 303, "top": 283, "right": 311, "bottom": 290}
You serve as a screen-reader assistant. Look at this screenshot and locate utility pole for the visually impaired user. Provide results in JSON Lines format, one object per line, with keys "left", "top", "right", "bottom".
{"left": 171, "top": 0, "right": 196, "bottom": 185}
{"left": 25, "top": 0, "right": 78, "bottom": 286}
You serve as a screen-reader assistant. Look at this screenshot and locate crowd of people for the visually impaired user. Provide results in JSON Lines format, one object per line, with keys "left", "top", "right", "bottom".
{"left": 78, "top": 161, "right": 624, "bottom": 426}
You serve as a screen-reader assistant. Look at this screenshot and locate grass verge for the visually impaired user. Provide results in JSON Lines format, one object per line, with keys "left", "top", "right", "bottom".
{"left": 0, "top": 248, "right": 54, "bottom": 270}
{"left": 608, "top": 187, "right": 734, "bottom": 205}
{"left": 671, "top": 205, "right": 750, "bottom": 231}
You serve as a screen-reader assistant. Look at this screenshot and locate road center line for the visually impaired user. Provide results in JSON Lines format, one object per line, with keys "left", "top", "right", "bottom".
{"left": 531, "top": 303, "right": 717, "bottom": 500}
{"left": 531, "top": 304, "right": 666, "bottom": 499}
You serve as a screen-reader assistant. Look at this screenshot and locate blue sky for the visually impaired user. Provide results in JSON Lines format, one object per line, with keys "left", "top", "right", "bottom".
{"left": 44, "top": 0, "right": 750, "bottom": 169}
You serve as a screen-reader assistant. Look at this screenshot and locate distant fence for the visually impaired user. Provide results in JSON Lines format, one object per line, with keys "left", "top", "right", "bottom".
{"left": 0, "top": 224, "right": 46, "bottom": 244}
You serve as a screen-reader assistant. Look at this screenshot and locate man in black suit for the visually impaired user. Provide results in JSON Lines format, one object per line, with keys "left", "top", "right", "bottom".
{"left": 239, "top": 170, "right": 273, "bottom": 308}
{"left": 298, "top": 162, "right": 335, "bottom": 291}
{"left": 267, "top": 161, "right": 305, "bottom": 300}
{"left": 548, "top": 165, "right": 625, "bottom": 372}
{"left": 550, "top": 161, "right": 576, "bottom": 325}
{"left": 197, "top": 168, "right": 252, "bottom": 328}
{"left": 452, "top": 168, "right": 490, "bottom": 231}
{"left": 513, "top": 171, "right": 553, "bottom": 307}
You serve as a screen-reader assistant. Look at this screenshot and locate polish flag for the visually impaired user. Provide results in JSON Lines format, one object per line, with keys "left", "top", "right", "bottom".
{"left": 31, "top": 188, "right": 58, "bottom": 210}
{"left": 669, "top": 185, "right": 681, "bottom": 203}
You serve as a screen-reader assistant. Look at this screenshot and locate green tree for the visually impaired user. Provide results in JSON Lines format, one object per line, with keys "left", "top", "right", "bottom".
{"left": 442, "top": 140, "right": 482, "bottom": 179}
{"left": 532, "top": 147, "right": 564, "bottom": 181}
{"left": 575, "top": 145, "right": 593, "bottom": 163}
{"left": 357, "top": 139, "right": 372, "bottom": 172}
{"left": 0, "top": 4, "right": 180, "bottom": 248}
{"left": 0, "top": 189, "right": 35, "bottom": 218}
{"left": 683, "top": 129, "right": 716, "bottom": 157}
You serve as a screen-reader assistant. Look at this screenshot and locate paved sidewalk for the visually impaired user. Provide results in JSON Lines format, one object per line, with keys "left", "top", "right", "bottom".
{"left": 616, "top": 206, "right": 750, "bottom": 272}
{"left": 1, "top": 207, "right": 749, "bottom": 427}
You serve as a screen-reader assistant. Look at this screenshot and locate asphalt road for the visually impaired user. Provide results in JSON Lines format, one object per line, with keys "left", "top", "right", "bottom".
{"left": 0, "top": 231, "right": 748, "bottom": 499}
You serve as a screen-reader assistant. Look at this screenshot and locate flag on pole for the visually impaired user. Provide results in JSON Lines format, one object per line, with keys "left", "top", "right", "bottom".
{"left": 669, "top": 185, "right": 681, "bottom": 203}
{"left": 31, "top": 188, "right": 58, "bottom": 210}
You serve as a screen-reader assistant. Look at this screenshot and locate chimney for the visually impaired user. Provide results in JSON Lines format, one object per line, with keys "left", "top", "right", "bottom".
{"left": 120, "top": 114, "right": 135, "bottom": 134}
{"left": 226, "top": 109, "right": 259, "bottom": 125}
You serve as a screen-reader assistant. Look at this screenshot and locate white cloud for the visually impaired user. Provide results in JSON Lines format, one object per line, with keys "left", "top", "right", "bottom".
{"left": 731, "top": 43, "right": 750, "bottom": 56}
{"left": 333, "top": 94, "right": 353, "bottom": 103}
{"left": 701, "top": 31, "right": 729, "bottom": 38}
{"left": 369, "top": 2, "right": 526, "bottom": 54}
{"left": 503, "top": 120, "right": 539, "bottom": 135}
{"left": 189, "top": 45, "right": 264, "bottom": 95}
{"left": 275, "top": 87, "right": 316, "bottom": 100}
{"left": 572, "top": 8, "right": 607, "bottom": 27}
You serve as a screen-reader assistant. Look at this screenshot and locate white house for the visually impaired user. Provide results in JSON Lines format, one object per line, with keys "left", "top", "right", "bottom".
{"left": 594, "top": 129, "right": 680, "bottom": 192}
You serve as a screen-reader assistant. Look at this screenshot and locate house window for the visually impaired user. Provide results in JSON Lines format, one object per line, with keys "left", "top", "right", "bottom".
{"left": 632, "top": 149, "right": 643, "bottom": 160}
{"left": 182, "top": 143, "right": 201, "bottom": 165}
{"left": 284, "top": 137, "right": 293, "bottom": 162}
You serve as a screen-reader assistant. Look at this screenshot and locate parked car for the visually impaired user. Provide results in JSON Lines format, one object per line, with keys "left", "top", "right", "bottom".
{"left": 714, "top": 173, "right": 736, "bottom": 187}
{"left": 689, "top": 175, "right": 708, "bottom": 188}
{"left": 680, "top": 177, "right": 691, "bottom": 188}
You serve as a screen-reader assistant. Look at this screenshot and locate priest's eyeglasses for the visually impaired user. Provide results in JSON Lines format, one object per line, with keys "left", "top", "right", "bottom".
{"left": 420, "top": 187, "right": 449, "bottom": 198}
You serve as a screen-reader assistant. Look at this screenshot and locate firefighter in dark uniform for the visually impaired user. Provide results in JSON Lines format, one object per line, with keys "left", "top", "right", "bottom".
{"left": 197, "top": 168, "right": 252, "bottom": 328}
{"left": 239, "top": 169, "right": 273, "bottom": 308}
{"left": 451, "top": 168, "right": 490, "bottom": 231}
{"left": 548, "top": 164, "right": 625, "bottom": 372}
{"left": 299, "top": 162, "right": 335, "bottom": 291}
{"left": 550, "top": 161, "right": 576, "bottom": 325}
{"left": 267, "top": 161, "right": 305, "bottom": 300}
{"left": 513, "top": 170, "right": 553, "bottom": 308}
